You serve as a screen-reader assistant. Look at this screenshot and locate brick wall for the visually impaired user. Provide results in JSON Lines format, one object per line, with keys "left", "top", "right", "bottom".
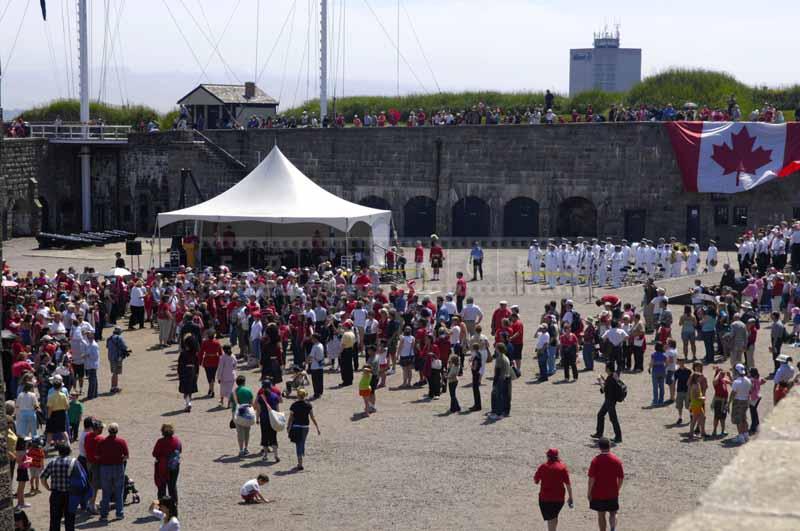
{"left": 0, "top": 138, "right": 45, "bottom": 239}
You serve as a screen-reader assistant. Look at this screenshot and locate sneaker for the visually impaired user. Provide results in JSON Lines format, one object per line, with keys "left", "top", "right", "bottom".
{"left": 676, "top": 417, "right": 683, "bottom": 425}
{"left": 590, "top": 433, "right": 602, "bottom": 439}
{"left": 388, "top": 368, "right": 396, "bottom": 375}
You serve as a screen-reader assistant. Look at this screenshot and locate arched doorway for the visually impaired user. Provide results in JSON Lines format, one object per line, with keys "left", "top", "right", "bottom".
{"left": 452, "top": 196, "right": 490, "bottom": 237}
{"left": 557, "top": 197, "right": 597, "bottom": 237}
{"left": 359, "top": 195, "right": 391, "bottom": 211}
{"left": 404, "top": 196, "right": 436, "bottom": 237}
{"left": 503, "top": 197, "right": 539, "bottom": 237}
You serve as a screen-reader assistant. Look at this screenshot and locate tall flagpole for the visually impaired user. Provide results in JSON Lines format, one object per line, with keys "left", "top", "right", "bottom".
{"left": 320, "top": 0, "right": 328, "bottom": 123}
{"left": 79, "top": 0, "right": 92, "bottom": 231}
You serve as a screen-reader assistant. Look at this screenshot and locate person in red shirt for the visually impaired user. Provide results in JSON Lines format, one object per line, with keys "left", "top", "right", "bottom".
{"left": 97, "top": 423, "right": 129, "bottom": 520}
{"left": 455, "top": 272, "right": 467, "bottom": 313}
{"left": 429, "top": 239, "right": 444, "bottom": 281}
{"left": 491, "top": 301, "right": 511, "bottom": 337}
{"left": 534, "top": 448, "right": 573, "bottom": 530}
{"left": 84, "top": 420, "right": 105, "bottom": 513}
{"left": 413, "top": 241, "right": 425, "bottom": 279}
{"left": 559, "top": 323, "right": 579, "bottom": 381}
{"left": 508, "top": 313, "right": 525, "bottom": 370}
{"left": 587, "top": 438, "right": 624, "bottom": 531}
{"left": 199, "top": 331, "right": 223, "bottom": 397}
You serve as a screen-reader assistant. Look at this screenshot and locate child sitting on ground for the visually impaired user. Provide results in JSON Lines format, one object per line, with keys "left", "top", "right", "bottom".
{"left": 240, "top": 474, "right": 272, "bottom": 504}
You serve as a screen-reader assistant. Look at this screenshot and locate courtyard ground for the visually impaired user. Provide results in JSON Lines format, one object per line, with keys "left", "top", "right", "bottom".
{"left": 4, "top": 238, "right": 786, "bottom": 531}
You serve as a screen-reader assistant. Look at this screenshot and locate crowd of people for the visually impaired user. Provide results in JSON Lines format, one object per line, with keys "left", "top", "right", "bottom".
{"left": 2, "top": 223, "right": 800, "bottom": 530}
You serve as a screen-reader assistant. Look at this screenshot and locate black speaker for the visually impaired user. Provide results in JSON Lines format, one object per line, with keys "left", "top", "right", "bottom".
{"left": 125, "top": 240, "right": 142, "bottom": 256}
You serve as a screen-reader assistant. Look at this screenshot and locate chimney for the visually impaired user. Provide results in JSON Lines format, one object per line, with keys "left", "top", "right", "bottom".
{"left": 244, "top": 82, "right": 255, "bottom": 100}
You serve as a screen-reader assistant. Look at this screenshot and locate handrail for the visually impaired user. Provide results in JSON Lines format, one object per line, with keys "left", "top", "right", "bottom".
{"left": 192, "top": 129, "right": 246, "bottom": 169}
{"left": 29, "top": 123, "right": 131, "bottom": 141}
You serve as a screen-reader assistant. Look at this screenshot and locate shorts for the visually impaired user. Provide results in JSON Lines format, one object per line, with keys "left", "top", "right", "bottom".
{"left": 712, "top": 397, "right": 728, "bottom": 420}
{"left": 539, "top": 500, "right": 564, "bottom": 521}
{"left": 681, "top": 330, "right": 696, "bottom": 342}
{"left": 29, "top": 467, "right": 41, "bottom": 479}
{"left": 590, "top": 498, "right": 619, "bottom": 513}
{"left": 359, "top": 388, "right": 372, "bottom": 397}
{"left": 731, "top": 399, "right": 748, "bottom": 424}
{"left": 399, "top": 357, "right": 413, "bottom": 368}
{"left": 665, "top": 371, "right": 675, "bottom": 386}
{"left": 88, "top": 462, "right": 101, "bottom": 490}
{"left": 16, "top": 467, "right": 29, "bottom": 482}
{"left": 73, "top": 364, "right": 86, "bottom": 379}
{"left": 242, "top": 492, "right": 259, "bottom": 503}
{"left": 675, "top": 392, "right": 689, "bottom": 411}
{"left": 110, "top": 360, "right": 123, "bottom": 375}
{"left": 508, "top": 344, "right": 523, "bottom": 361}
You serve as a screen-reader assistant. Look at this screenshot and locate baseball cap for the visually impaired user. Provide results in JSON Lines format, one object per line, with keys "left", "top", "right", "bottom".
{"left": 734, "top": 363, "right": 746, "bottom": 375}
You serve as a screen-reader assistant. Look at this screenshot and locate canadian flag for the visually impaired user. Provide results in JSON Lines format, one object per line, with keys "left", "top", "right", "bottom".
{"left": 666, "top": 122, "right": 800, "bottom": 193}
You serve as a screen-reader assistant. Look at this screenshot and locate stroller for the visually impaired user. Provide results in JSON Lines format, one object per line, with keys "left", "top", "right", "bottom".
{"left": 123, "top": 475, "right": 141, "bottom": 505}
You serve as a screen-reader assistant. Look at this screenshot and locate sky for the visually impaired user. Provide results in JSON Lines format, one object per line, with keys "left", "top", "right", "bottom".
{"left": 1, "top": 0, "right": 798, "bottom": 114}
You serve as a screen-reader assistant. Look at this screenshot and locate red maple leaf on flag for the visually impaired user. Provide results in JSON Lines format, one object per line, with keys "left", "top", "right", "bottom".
{"left": 711, "top": 126, "right": 773, "bottom": 186}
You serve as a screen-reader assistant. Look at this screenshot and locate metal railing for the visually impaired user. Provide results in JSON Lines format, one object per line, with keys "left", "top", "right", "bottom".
{"left": 28, "top": 123, "right": 131, "bottom": 142}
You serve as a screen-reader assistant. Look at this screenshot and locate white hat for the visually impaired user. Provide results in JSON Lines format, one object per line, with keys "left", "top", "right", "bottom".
{"left": 734, "top": 363, "right": 746, "bottom": 375}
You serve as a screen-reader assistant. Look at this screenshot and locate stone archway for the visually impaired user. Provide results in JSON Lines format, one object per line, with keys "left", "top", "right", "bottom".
{"left": 557, "top": 196, "right": 597, "bottom": 237}
{"left": 503, "top": 197, "right": 539, "bottom": 237}
{"left": 403, "top": 196, "right": 436, "bottom": 237}
{"left": 452, "top": 196, "right": 490, "bottom": 237}
{"left": 359, "top": 195, "right": 392, "bottom": 211}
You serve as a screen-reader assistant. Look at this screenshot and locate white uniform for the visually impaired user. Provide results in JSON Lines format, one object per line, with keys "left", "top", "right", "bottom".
{"left": 706, "top": 245, "right": 718, "bottom": 273}
{"left": 671, "top": 249, "right": 683, "bottom": 277}
{"left": 610, "top": 250, "right": 625, "bottom": 288}
{"left": 686, "top": 246, "right": 700, "bottom": 275}
{"left": 597, "top": 251, "right": 608, "bottom": 286}
{"left": 544, "top": 250, "right": 559, "bottom": 288}
{"left": 527, "top": 245, "right": 542, "bottom": 283}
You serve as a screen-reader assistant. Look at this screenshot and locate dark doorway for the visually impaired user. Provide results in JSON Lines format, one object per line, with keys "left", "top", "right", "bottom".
{"left": 503, "top": 197, "right": 539, "bottom": 237}
{"left": 557, "top": 197, "right": 597, "bottom": 237}
{"left": 624, "top": 209, "right": 646, "bottom": 242}
{"left": 38, "top": 196, "right": 50, "bottom": 233}
{"left": 403, "top": 196, "right": 436, "bottom": 237}
{"left": 686, "top": 205, "right": 701, "bottom": 242}
{"left": 452, "top": 196, "right": 490, "bottom": 237}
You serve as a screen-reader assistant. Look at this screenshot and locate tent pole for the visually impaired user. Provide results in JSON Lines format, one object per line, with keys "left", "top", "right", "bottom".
{"left": 345, "top": 219, "right": 350, "bottom": 264}
{"left": 158, "top": 224, "right": 162, "bottom": 268}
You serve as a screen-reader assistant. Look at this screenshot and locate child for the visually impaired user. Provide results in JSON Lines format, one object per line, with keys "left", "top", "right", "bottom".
{"left": 748, "top": 367, "right": 766, "bottom": 435}
{"left": 358, "top": 367, "right": 373, "bottom": 416}
{"left": 377, "top": 341, "right": 389, "bottom": 388}
{"left": 674, "top": 358, "right": 692, "bottom": 425}
{"left": 688, "top": 373, "right": 707, "bottom": 440}
{"left": 711, "top": 367, "right": 730, "bottom": 438}
{"left": 67, "top": 391, "right": 83, "bottom": 443}
{"left": 240, "top": 474, "right": 272, "bottom": 504}
{"left": 27, "top": 438, "right": 45, "bottom": 494}
{"left": 774, "top": 380, "right": 791, "bottom": 405}
{"left": 15, "top": 438, "right": 31, "bottom": 509}
{"left": 665, "top": 339, "right": 678, "bottom": 402}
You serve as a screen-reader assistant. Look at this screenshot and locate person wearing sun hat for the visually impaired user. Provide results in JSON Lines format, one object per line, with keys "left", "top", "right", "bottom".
{"left": 534, "top": 448, "right": 573, "bottom": 530}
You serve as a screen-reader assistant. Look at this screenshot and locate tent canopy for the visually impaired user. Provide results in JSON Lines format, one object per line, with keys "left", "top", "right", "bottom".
{"left": 157, "top": 146, "right": 391, "bottom": 232}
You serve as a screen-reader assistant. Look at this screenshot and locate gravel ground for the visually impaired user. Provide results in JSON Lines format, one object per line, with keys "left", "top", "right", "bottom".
{"left": 6, "top": 238, "right": 788, "bottom": 531}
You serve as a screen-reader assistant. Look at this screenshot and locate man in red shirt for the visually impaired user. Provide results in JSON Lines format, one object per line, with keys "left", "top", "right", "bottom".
{"left": 455, "top": 272, "right": 467, "bottom": 313}
{"left": 587, "top": 438, "right": 624, "bottom": 531}
{"left": 534, "top": 448, "right": 573, "bottom": 530}
{"left": 491, "top": 301, "right": 511, "bottom": 336}
{"left": 84, "top": 420, "right": 105, "bottom": 513}
{"left": 508, "top": 313, "right": 525, "bottom": 370}
{"left": 96, "top": 423, "right": 130, "bottom": 520}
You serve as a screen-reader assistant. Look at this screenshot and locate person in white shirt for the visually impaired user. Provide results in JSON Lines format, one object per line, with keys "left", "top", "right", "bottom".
{"left": 729, "top": 364, "right": 752, "bottom": 444}
{"left": 706, "top": 240, "right": 719, "bottom": 273}
{"left": 351, "top": 302, "right": 368, "bottom": 356}
{"left": 460, "top": 297, "right": 483, "bottom": 337}
{"left": 307, "top": 334, "right": 326, "bottom": 398}
{"left": 129, "top": 280, "right": 147, "bottom": 330}
{"left": 149, "top": 497, "right": 181, "bottom": 531}
{"left": 602, "top": 324, "right": 629, "bottom": 371}
{"left": 240, "top": 474, "right": 271, "bottom": 504}
{"left": 250, "top": 316, "right": 264, "bottom": 365}
{"left": 80, "top": 329, "right": 101, "bottom": 399}
{"left": 442, "top": 294, "right": 458, "bottom": 320}
{"left": 544, "top": 245, "right": 559, "bottom": 289}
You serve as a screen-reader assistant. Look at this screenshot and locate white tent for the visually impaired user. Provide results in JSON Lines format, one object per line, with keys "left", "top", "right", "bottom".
{"left": 157, "top": 146, "right": 392, "bottom": 265}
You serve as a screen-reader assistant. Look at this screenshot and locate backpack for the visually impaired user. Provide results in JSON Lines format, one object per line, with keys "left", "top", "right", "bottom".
{"left": 570, "top": 311, "right": 582, "bottom": 333}
{"left": 67, "top": 458, "right": 92, "bottom": 512}
{"left": 615, "top": 379, "right": 628, "bottom": 402}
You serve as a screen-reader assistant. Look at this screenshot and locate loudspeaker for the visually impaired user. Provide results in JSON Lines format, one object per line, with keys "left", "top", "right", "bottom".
{"left": 125, "top": 240, "right": 142, "bottom": 256}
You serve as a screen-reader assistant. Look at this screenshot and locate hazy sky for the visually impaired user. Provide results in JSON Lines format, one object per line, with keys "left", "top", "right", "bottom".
{"left": 1, "top": 0, "right": 797, "bottom": 113}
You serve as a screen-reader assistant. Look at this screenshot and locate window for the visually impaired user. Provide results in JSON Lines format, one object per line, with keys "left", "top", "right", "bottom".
{"left": 714, "top": 206, "right": 729, "bottom": 226}
{"left": 733, "top": 206, "right": 748, "bottom": 226}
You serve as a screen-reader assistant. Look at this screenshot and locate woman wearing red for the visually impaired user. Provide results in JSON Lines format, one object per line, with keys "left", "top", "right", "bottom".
{"left": 152, "top": 423, "right": 182, "bottom": 507}
{"left": 534, "top": 448, "right": 573, "bottom": 530}
{"left": 199, "top": 330, "right": 223, "bottom": 397}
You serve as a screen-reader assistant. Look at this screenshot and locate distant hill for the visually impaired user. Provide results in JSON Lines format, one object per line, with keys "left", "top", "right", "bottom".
{"left": 283, "top": 68, "right": 800, "bottom": 120}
